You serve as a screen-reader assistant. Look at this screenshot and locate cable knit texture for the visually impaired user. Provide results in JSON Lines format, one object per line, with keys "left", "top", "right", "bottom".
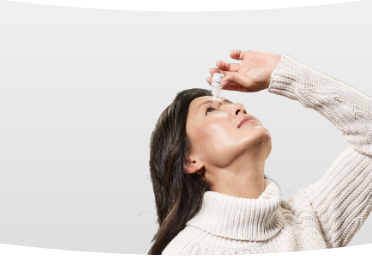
{"left": 161, "top": 53, "right": 372, "bottom": 255}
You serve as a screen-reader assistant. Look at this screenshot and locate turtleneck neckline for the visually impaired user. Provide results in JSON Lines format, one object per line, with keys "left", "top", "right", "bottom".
{"left": 186, "top": 179, "right": 285, "bottom": 241}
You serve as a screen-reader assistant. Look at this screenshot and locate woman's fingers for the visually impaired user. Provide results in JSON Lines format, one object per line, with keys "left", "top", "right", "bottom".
{"left": 230, "top": 49, "right": 246, "bottom": 61}
{"left": 220, "top": 71, "right": 251, "bottom": 89}
{"left": 207, "top": 69, "right": 251, "bottom": 89}
{"left": 206, "top": 73, "right": 240, "bottom": 91}
{"left": 221, "top": 82, "right": 240, "bottom": 91}
{"left": 207, "top": 68, "right": 227, "bottom": 85}
{"left": 209, "top": 67, "right": 221, "bottom": 75}
{"left": 216, "top": 61, "right": 240, "bottom": 72}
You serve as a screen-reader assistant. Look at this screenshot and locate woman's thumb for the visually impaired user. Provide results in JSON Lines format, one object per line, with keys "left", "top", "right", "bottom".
{"left": 221, "top": 72, "right": 249, "bottom": 88}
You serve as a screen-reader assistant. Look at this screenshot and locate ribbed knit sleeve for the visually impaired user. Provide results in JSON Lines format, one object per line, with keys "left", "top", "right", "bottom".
{"left": 268, "top": 53, "right": 372, "bottom": 248}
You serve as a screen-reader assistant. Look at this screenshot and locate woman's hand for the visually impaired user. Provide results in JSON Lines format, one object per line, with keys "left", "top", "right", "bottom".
{"left": 207, "top": 50, "right": 281, "bottom": 93}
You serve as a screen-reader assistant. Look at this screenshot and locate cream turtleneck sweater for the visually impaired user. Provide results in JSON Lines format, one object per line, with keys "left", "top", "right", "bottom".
{"left": 161, "top": 53, "right": 372, "bottom": 255}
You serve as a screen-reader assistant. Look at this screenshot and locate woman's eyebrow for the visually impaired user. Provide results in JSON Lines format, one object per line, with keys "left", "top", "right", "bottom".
{"left": 198, "top": 98, "right": 233, "bottom": 110}
{"left": 222, "top": 98, "right": 233, "bottom": 104}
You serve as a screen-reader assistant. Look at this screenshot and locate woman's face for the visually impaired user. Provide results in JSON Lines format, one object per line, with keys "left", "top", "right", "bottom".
{"left": 185, "top": 96, "right": 272, "bottom": 171}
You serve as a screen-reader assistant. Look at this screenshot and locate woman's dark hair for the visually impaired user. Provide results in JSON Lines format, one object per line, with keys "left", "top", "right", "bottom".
{"left": 148, "top": 88, "right": 268, "bottom": 254}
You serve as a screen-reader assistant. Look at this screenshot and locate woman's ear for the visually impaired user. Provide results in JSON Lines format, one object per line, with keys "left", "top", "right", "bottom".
{"left": 183, "top": 153, "right": 204, "bottom": 174}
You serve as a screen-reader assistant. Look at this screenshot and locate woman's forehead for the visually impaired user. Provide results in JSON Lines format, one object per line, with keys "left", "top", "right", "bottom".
{"left": 191, "top": 96, "right": 233, "bottom": 106}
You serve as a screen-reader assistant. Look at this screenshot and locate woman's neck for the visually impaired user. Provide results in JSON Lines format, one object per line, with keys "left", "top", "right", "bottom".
{"left": 211, "top": 161, "right": 265, "bottom": 199}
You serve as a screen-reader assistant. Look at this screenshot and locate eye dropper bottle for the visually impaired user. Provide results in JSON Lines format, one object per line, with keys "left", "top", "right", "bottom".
{"left": 211, "top": 73, "right": 224, "bottom": 103}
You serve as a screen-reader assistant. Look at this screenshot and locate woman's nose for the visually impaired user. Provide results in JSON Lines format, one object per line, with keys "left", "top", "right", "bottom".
{"left": 231, "top": 103, "right": 246, "bottom": 116}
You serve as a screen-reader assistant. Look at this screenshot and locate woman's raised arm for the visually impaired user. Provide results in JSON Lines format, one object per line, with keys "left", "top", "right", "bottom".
{"left": 267, "top": 53, "right": 372, "bottom": 248}
{"left": 268, "top": 53, "right": 372, "bottom": 157}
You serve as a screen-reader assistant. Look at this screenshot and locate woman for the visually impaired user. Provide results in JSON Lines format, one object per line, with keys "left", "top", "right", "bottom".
{"left": 148, "top": 50, "right": 372, "bottom": 255}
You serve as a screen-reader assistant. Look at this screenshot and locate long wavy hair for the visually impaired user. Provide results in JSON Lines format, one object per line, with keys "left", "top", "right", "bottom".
{"left": 148, "top": 88, "right": 267, "bottom": 254}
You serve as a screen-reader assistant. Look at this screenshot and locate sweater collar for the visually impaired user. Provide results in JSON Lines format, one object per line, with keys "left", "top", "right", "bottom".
{"left": 186, "top": 179, "right": 285, "bottom": 241}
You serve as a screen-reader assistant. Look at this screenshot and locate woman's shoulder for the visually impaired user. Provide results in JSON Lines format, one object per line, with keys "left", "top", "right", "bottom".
{"left": 281, "top": 187, "right": 312, "bottom": 210}
{"left": 280, "top": 185, "right": 323, "bottom": 228}
{"left": 161, "top": 226, "right": 203, "bottom": 255}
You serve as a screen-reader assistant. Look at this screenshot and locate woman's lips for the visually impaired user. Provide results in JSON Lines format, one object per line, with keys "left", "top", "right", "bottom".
{"left": 238, "top": 115, "right": 255, "bottom": 128}
{"left": 240, "top": 119, "right": 256, "bottom": 127}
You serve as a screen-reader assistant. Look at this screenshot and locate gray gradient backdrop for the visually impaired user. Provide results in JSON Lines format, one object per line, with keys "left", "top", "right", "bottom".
{"left": 0, "top": 0, "right": 371, "bottom": 254}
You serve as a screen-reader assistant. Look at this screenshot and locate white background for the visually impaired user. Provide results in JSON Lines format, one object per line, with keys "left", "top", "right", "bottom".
{"left": 0, "top": 0, "right": 371, "bottom": 255}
